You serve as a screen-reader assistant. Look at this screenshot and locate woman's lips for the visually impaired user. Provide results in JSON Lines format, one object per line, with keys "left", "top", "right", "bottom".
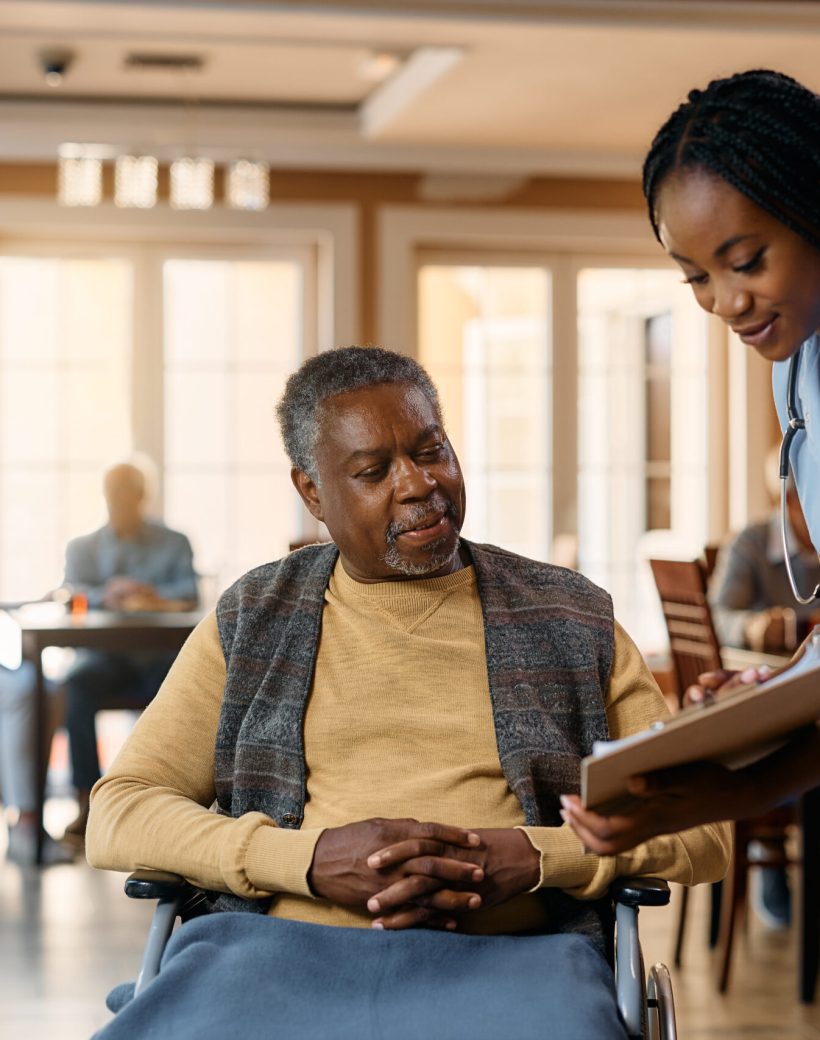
{"left": 734, "top": 315, "right": 778, "bottom": 348}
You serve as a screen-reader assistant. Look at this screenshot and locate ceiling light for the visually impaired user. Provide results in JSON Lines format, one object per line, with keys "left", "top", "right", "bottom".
{"left": 226, "top": 160, "right": 269, "bottom": 211}
{"left": 57, "top": 148, "right": 102, "bottom": 207}
{"left": 39, "top": 48, "right": 73, "bottom": 87}
{"left": 169, "top": 157, "right": 214, "bottom": 210}
{"left": 114, "top": 155, "right": 158, "bottom": 209}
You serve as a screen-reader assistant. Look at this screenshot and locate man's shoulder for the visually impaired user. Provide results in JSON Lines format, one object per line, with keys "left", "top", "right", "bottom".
{"left": 219, "top": 543, "right": 339, "bottom": 610}
{"left": 728, "top": 520, "right": 770, "bottom": 555}
{"left": 66, "top": 525, "right": 108, "bottom": 553}
{"left": 466, "top": 540, "right": 612, "bottom": 605}
{"left": 142, "top": 519, "right": 192, "bottom": 547}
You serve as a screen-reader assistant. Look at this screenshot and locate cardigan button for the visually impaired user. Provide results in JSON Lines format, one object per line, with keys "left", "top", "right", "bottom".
{"left": 281, "top": 813, "right": 299, "bottom": 827}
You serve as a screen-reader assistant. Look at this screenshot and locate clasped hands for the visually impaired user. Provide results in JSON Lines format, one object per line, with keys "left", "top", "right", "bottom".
{"left": 307, "top": 818, "right": 540, "bottom": 931}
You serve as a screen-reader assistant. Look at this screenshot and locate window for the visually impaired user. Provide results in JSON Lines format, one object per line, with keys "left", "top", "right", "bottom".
{"left": 418, "top": 263, "right": 552, "bottom": 560}
{"left": 0, "top": 256, "right": 132, "bottom": 601}
{"left": 577, "top": 267, "right": 710, "bottom": 647}
{"left": 162, "top": 257, "right": 307, "bottom": 586}
{"left": 0, "top": 242, "right": 320, "bottom": 603}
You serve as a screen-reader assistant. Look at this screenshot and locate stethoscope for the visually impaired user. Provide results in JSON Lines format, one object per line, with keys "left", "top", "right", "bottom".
{"left": 779, "top": 345, "right": 820, "bottom": 604}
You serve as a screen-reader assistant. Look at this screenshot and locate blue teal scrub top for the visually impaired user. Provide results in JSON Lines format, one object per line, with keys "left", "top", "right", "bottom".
{"left": 773, "top": 332, "right": 820, "bottom": 552}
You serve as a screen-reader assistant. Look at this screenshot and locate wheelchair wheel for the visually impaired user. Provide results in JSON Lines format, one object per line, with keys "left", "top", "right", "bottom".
{"left": 646, "top": 962, "right": 677, "bottom": 1040}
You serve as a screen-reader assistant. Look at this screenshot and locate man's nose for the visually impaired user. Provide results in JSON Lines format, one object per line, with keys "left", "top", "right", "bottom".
{"left": 394, "top": 459, "right": 437, "bottom": 499}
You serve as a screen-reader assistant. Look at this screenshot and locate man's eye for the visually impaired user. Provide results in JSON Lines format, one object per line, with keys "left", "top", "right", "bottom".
{"left": 358, "top": 466, "right": 386, "bottom": 479}
{"left": 417, "top": 444, "right": 444, "bottom": 460}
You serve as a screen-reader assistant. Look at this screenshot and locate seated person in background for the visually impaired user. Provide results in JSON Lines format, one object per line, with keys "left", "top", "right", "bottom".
{"left": 62, "top": 461, "right": 198, "bottom": 847}
{"left": 87, "top": 348, "right": 729, "bottom": 1040}
{"left": 0, "top": 662, "right": 72, "bottom": 865}
{"left": 710, "top": 470, "right": 820, "bottom": 654}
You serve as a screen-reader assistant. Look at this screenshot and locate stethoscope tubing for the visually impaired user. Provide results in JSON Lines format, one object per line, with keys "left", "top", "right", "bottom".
{"left": 779, "top": 346, "right": 820, "bottom": 605}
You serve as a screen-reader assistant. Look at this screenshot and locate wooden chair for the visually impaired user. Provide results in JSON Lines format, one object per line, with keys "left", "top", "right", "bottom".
{"left": 648, "top": 557, "right": 799, "bottom": 994}
{"left": 648, "top": 557, "right": 722, "bottom": 710}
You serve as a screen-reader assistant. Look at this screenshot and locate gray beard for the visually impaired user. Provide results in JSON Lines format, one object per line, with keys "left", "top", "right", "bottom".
{"left": 380, "top": 534, "right": 458, "bottom": 576}
{"left": 380, "top": 499, "right": 460, "bottom": 576}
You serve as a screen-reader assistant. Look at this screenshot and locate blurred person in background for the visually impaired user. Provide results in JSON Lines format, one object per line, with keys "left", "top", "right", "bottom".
{"left": 710, "top": 451, "right": 820, "bottom": 655}
{"left": 62, "top": 461, "right": 198, "bottom": 848}
{"left": 0, "top": 660, "right": 71, "bottom": 865}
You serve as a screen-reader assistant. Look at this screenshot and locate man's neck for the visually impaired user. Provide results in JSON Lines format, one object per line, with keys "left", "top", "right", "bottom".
{"left": 110, "top": 519, "right": 144, "bottom": 541}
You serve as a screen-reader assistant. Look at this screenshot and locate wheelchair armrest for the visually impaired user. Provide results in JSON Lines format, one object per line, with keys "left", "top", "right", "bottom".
{"left": 125, "top": 870, "right": 189, "bottom": 901}
{"left": 611, "top": 876, "right": 670, "bottom": 908}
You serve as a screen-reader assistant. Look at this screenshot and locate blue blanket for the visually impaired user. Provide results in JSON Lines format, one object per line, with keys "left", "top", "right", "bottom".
{"left": 95, "top": 914, "right": 627, "bottom": 1039}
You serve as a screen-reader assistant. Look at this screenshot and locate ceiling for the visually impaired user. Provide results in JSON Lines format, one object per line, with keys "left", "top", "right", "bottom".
{"left": 1, "top": 0, "right": 819, "bottom": 177}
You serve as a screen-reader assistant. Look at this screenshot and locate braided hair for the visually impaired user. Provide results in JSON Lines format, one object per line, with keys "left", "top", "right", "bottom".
{"left": 643, "top": 69, "right": 820, "bottom": 251}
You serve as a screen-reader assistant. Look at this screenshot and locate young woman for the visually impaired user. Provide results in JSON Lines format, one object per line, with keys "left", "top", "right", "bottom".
{"left": 561, "top": 69, "right": 820, "bottom": 854}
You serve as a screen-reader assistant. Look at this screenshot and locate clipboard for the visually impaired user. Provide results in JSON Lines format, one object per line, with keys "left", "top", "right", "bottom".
{"left": 581, "top": 628, "right": 820, "bottom": 812}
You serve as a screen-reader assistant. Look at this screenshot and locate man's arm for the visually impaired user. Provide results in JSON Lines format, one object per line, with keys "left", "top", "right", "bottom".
{"left": 63, "top": 535, "right": 108, "bottom": 608}
{"left": 150, "top": 532, "right": 199, "bottom": 604}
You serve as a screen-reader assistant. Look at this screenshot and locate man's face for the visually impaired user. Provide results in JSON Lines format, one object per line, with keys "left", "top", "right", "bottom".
{"left": 656, "top": 168, "right": 820, "bottom": 363}
{"left": 103, "top": 466, "right": 145, "bottom": 529}
{"left": 294, "top": 382, "right": 466, "bottom": 583}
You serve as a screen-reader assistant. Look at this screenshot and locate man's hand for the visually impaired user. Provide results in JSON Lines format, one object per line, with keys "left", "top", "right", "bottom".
{"left": 365, "top": 827, "right": 540, "bottom": 930}
{"left": 744, "top": 607, "right": 797, "bottom": 653}
{"left": 102, "top": 577, "right": 156, "bottom": 610}
{"left": 308, "top": 818, "right": 483, "bottom": 929}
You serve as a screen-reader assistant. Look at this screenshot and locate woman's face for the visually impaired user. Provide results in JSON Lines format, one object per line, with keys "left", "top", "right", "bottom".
{"left": 656, "top": 168, "right": 820, "bottom": 362}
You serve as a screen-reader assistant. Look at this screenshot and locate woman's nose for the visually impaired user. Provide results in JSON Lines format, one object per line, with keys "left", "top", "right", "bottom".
{"left": 711, "top": 284, "right": 753, "bottom": 320}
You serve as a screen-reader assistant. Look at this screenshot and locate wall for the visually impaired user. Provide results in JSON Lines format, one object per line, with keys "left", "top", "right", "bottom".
{"left": 0, "top": 162, "right": 643, "bottom": 343}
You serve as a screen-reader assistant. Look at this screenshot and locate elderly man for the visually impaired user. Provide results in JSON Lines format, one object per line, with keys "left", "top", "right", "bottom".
{"left": 87, "top": 348, "right": 729, "bottom": 1040}
{"left": 62, "top": 461, "right": 198, "bottom": 846}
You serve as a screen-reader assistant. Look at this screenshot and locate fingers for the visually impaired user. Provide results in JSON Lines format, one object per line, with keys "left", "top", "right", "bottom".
{"left": 372, "top": 904, "right": 459, "bottom": 932}
{"left": 410, "top": 821, "right": 481, "bottom": 848}
{"left": 367, "top": 873, "right": 482, "bottom": 915}
{"left": 558, "top": 797, "right": 645, "bottom": 856}
{"left": 368, "top": 840, "right": 482, "bottom": 873}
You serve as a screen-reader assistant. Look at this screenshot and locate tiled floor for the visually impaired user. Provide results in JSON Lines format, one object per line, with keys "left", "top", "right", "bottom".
{"left": 2, "top": 806, "right": 820, "bottom": 1039}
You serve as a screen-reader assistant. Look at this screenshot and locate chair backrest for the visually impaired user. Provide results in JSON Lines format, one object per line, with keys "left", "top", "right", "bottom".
{"left": 702, "top": 543, "right": 720, "bottom": 581}
{"left": 649, "top": 557, "right": 723, "bottom": 706}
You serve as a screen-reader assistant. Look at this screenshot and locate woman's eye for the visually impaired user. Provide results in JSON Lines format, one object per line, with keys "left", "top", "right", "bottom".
{"left": 682, "top": 273, "right": 708, "bottom": 286}
{"left": 733, "top": 248, "right": 765, "bottom": 274}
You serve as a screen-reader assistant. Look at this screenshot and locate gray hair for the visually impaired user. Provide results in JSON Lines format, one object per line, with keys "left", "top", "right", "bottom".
{"left": 276, "top": 346, "right": 442, "bottom": 482}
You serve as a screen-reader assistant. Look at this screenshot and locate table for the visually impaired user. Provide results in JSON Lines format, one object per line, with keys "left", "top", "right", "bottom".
{"left": 11, "top": 608, "right": 203, "bottom": 865}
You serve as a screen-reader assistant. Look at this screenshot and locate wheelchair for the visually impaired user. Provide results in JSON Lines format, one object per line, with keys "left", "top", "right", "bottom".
{"left": 122, "top": 869, "right": 678, "bottom": 1039}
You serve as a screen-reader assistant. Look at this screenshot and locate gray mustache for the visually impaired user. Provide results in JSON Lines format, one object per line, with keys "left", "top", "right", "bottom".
{"left": 386, "top": 499, "right": 456, "bottom": 541}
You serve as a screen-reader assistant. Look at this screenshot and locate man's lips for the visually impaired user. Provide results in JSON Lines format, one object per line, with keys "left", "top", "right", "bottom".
{"left": 396, "top": 512, "right": 449, "bottom": 539}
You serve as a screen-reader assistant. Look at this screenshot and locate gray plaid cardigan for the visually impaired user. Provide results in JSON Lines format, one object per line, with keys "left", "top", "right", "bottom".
{"left": 212, "top": 540, "right": 615, "bottom": 945}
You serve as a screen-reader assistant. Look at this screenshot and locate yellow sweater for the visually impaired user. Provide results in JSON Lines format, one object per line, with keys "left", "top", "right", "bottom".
{"left": 87, "top": 561, "right": 730, "bottom": 931}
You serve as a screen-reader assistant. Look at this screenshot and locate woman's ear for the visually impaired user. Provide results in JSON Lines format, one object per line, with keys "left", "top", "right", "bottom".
{"left": 291, "top": 468, "right": 324, "bottom": 522}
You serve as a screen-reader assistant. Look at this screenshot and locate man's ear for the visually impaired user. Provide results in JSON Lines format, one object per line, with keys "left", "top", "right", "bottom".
{"left": 291, "top": 468, "right": 324, "bottom": 522}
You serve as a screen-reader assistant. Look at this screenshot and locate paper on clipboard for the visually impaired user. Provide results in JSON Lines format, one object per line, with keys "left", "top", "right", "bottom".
{"left": 581, "top": 628, "right": 820, "bottom": 813}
